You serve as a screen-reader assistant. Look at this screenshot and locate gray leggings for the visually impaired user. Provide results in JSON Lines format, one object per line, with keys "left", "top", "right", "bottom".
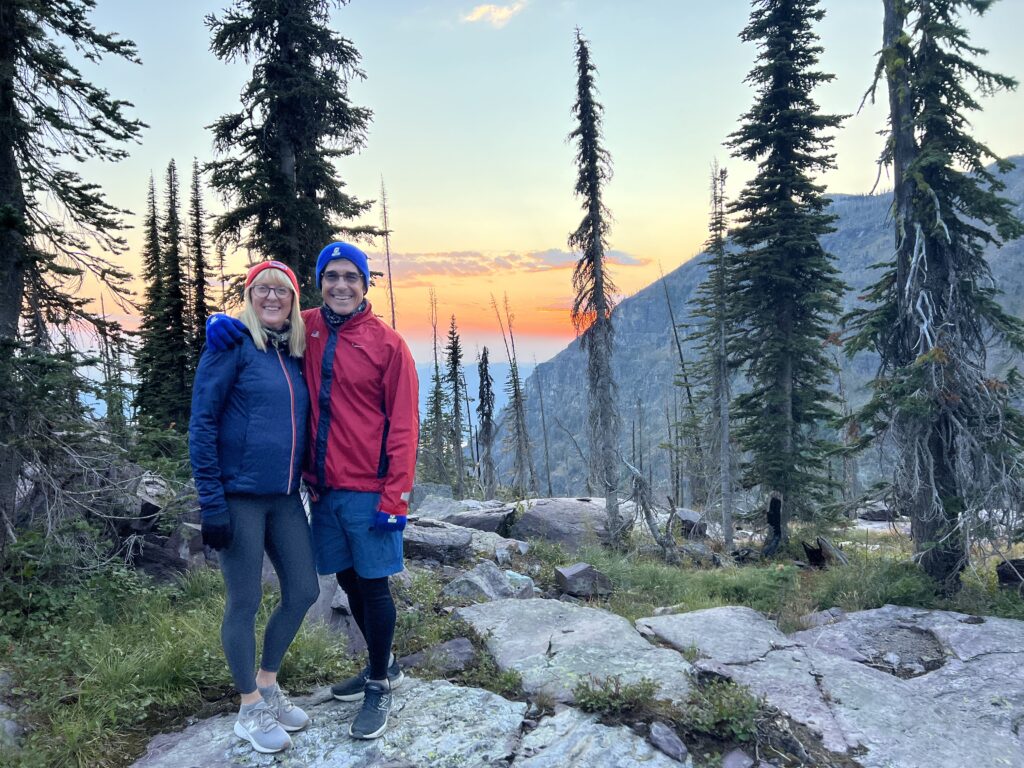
{"left": 220, "top": 493, "right": 319, "bottom": 694}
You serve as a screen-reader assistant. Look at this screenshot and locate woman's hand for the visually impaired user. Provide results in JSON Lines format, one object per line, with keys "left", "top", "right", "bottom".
{"left": 205, "top": 314, "right": 247, "bottom": 352}
{"left": 201, "top": 512, "right": 233, "bottom": 550}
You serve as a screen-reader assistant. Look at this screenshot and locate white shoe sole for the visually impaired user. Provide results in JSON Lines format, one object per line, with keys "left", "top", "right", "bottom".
{"left": 233, "top": 721, "right": 291, "bottom": 753}
{"left": 349, "top": 712, "right": 389, "bottom": 740}
{"left": 279, "top": 716, "right": 310, "bottom": 733}
{"left": 333, "top": 670, "right": 405, "bottom": 702}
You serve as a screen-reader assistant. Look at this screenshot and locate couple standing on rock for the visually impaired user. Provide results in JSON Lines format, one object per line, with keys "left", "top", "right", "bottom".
{"left": 188, "top": 242, "right": 419, "bottom": 754}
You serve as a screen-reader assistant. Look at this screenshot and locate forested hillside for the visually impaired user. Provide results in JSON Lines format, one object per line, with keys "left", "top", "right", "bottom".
{"left": 497, "top": 158, "right": 1024, "bottom": 499}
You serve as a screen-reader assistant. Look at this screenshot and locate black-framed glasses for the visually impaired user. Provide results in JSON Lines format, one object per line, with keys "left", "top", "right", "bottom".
{"left": 251, "top": 285, "right": 291, "bottom": 299}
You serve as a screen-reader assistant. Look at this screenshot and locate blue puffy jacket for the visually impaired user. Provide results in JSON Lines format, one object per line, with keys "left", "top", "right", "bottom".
{"left": 189, "top": 335, "right": 310, "bottom": 521}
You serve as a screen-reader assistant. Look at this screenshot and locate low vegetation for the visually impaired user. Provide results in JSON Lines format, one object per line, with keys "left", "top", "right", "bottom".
{"left": 0, "top": 525, "right": 353, "bottom": 768}
{"left": 2, "top": 519, "right": 1020, "bottom": 767}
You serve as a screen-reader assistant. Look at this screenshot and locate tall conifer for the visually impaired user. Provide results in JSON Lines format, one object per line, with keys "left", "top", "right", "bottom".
{"left": 189, "top": 159, "right": 213, "bottom": 370}
{"left": 206, "top": 0, "right": 374, "bottom": 300}
{"left": 568, "top": 29, "right": 623, "bottom": 541}
{"left": 0, "top": 0, "right": 143, "bottom": 548}
{"left": 726, "top": 0, "right": 845, "bottom": 538}
{"left": 135, "top": 175, "right": 168, "bottom": 423}
{"left": 444, "top": 316, "right": 466, "bottom": 497}
{"left": 161, "top": 160, "right": 190, "bottom": 427}
{"left": 847, "top": 0, "right": 1024, "bottom": 592}
{"left": 418, "top": 289, "right": 452, "bottom": 485}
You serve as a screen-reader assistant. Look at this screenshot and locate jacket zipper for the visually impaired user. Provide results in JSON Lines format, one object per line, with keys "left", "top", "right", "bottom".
{"left": 275, "top": 348, "right": 298, "bottom": 493}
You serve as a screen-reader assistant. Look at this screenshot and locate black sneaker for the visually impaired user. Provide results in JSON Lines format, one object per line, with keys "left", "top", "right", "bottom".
{"left": 331, "top": 657, "right": 404, "bottom": 702}
{"left": 349, "top": 680, "right": 392, "bottom": 740}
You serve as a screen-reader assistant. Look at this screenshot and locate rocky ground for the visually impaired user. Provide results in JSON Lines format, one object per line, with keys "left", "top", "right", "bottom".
{"left": 123, "top": 497, "right": 1024, "bottom": 768}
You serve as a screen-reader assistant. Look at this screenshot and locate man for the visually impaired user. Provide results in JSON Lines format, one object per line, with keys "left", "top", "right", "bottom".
{"left": 207, "top": 242, "right": 418, "bottom": 740}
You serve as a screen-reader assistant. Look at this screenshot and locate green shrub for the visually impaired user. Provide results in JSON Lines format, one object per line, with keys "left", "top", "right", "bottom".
{"left": 680, "top": 679, "right": 760, "bottom": 742}
{"left": 573, "top": 674, "right": 658, "bottom": 717}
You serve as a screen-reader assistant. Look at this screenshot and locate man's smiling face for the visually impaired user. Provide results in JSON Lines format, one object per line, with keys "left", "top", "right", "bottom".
{"left": 320, "top": 258, "right": 366, "bottom": 315}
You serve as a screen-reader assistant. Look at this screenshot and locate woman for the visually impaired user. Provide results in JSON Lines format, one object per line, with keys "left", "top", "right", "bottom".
{"left": 189, "top": 260, "right": 319, "bottom": 754}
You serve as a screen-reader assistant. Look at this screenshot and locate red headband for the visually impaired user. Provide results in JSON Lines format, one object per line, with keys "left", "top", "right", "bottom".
{"left": 245, "top": 261, "right": 300, "bottom": 296}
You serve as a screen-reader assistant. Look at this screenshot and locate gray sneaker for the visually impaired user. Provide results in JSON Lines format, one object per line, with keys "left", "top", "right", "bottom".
{"left": 349, "top": 680, "right": 392, "bottom": 740}
{"left": 259, "top": 683, "right": 310, "bottom": 732}
{"left": 234, "top": 701, "right": 292, "bottom": 754}
{"left": 331, "top": 656, "right": 404, "bottom": 701}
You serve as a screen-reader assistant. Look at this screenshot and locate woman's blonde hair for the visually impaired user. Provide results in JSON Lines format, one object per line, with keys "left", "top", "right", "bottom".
{"left": 237, "top": 267, "right": 305, "bottom": 357}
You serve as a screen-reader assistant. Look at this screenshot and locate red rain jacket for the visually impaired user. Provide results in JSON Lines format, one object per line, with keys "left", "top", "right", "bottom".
{"left": 302, "top": 302, "right": 419, "bottom": 517}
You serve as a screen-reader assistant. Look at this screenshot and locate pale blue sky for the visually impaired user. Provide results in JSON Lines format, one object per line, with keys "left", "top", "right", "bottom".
{"left": 79, "top": 0, "right": 1024, "bottom": 360}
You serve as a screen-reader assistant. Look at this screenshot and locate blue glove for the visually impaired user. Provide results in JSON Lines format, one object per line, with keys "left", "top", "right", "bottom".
{"left": 201, "top": 512, "right": 232, "bottom": 550}
{"left": 372, "top": 511, "right": 407, "bottom": 532}
{"left": 205, "top": 314, "right": 246, "bottom": 352}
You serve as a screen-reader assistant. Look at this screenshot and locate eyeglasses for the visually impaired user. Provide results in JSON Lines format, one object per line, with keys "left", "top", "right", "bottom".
{"left": 251, "top": 285, "right": 292, "bottom": 299}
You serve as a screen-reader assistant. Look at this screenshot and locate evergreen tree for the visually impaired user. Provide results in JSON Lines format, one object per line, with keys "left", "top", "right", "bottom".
{"left": 477, "top": 347, "right": 497, "bottom": 500}
{"left": 134, "top": 175, "right": 168, "bottom": 423}
{"left": 725, "top": 0, "right": 845, "bottom": 538}
{"left": 568, "top": 29, "right": 623, "bottom": 542}
{"left": 417, "top": 290, "right": 452, "bottom": 485}
{"left": 444, "top": 315, "right": 466, "bottom": 497}
{"left": 206, "top": 0, "right": 375, "bottom": 301}
{"left": 689, "top": 162, "right": 736, "bottom": 551}
{"left": 0, "top": 0, "right": 144, "bottom": 549}
{"left": 189, "top": 158, "right": 213, "bottom": 371}
{"left": 160, "top": 160, "right": 190, "bottom": 428}
{"left": 846, "top": 0, "right": 1024, "bottom": 593}
{"left": 493, "top": 294, "right": 536, "bottom": 498}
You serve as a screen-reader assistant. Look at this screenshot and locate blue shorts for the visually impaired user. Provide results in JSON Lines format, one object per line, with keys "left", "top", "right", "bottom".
{"left": 310, "top": 489, "right": 404, "bottom": 579}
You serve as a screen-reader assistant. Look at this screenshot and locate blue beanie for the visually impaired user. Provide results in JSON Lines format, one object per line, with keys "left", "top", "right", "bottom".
{"left": 315, "top": 242, "right": 370, "bottom": 291}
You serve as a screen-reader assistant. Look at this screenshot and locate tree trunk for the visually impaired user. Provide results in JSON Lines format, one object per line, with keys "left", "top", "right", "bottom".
{"left": 0, "top": 5, "right": 27, "bottom": 553}
{"left": 719, "top": 320, "right": 734, "bottom": 551}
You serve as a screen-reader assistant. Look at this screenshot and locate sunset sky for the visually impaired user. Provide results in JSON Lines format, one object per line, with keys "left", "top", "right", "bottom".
{"left": 77, "top": 0, "right": 1024, "bottom": 362}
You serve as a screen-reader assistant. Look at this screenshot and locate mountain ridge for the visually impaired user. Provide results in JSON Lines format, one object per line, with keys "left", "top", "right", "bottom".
{"left": 494, "top": 157, "right": 1024, "bottom": 498}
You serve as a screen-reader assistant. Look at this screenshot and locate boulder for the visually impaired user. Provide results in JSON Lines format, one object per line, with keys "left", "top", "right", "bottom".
{"left": 997, "top": 558, "right": 1024, "bottom": 589}
{"left": 403, "top": 518, "right": 473, "bottom": 564}
{"left": 456, "top": 598, "right": 691, "bottom": 704}
{"left": 409, "top": 483, "right": 452, "bottom": 510}
{"left": 554, "top": 563, "right": 612, "bottom": 597}
{"left": 856, "top": 501, "right": 898, "bottom": 522}
{"left": 132, "top": 531, "right": 193, "bottom": 582}
{"left": 130, "top": 679, "right": 526, "bottom": 768}
{"left": 796, "top": 607, "right": 846, "bottom": 630}
{"left": 507, "top": 497, "right": 610, "bottom": 552}
{"left": 639, "top": 605, "right": 1024, "bottom": 767}
{"left": 465, "top": 528, "right": 530, "bottom": 562}
{"left": 443, "top": 508, "right": 517, "bottom": 535}
{"left": 648, "top": 721, "right": 691, "bottom": 764}
{"left": 721, "top": 748, "right": 755, "bottom": 768}
{"left": 412, "top": 494, "right": 465, "bottom": 519}
{"left": 674, "top": 507, "right": 707, "bottom": 539}
{"left": 504, "top": 570, "right": 536, "bottom": 599}
{"left": 514, "top": 707, "right": 685, "bottom": 767}
{"left": 399, "top": 637, "right": 477, "bottom": 675}
{"left": 443, "top": 560, "right": 520, "bottom": 602}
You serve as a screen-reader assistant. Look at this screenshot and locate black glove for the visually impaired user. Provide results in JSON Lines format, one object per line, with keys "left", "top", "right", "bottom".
{"left": 202, "top": 512, "right": 232, "bottom": 550}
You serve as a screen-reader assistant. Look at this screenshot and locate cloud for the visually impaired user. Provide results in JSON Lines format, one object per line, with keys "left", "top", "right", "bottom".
{"left": 461, "top": 2, "right": 528, "bottom": 28}
{"left": 520, "top": 248, "right": 651, "bottom": 272}
{"left": 365, "top": 247, "right": 649, "bottom": 285}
